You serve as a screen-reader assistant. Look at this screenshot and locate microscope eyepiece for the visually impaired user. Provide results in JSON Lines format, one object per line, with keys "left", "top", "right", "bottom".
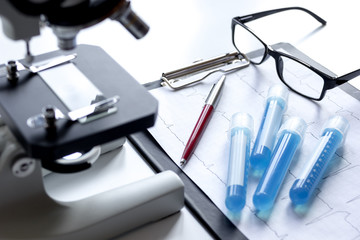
{"left": 111, "top": 1, "right": 149, "bottom": 39}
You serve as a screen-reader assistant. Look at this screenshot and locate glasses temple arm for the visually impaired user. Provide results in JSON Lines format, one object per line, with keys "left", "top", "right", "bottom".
{"left": 337, "top": 68, "right": 360, "bottom": 84}
{"left": 239, "top": 7, "right": 326, "bottom": 25}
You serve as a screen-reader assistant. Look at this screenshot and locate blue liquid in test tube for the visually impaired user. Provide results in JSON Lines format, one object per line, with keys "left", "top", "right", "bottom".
{"left": 289, "top": 115, "right": 349, "bottom": 206}
{"left": 250, "top": 85, "right": 289, "bottom": 176}
{"left": 253, "top": 117, "right": 307, "bottom": 212}
{"left": 225, "top": 113, "right": 253, "bottom": 212}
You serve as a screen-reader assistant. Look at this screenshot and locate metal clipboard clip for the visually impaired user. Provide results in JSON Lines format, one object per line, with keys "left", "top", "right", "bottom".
{"left": 161, "top": 51, "right": 250, "bottom": 90}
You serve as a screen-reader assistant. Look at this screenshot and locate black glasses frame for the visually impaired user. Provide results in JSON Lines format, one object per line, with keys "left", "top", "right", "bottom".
{"left": 232, "top": 7, "right": 360, "bottom": 100}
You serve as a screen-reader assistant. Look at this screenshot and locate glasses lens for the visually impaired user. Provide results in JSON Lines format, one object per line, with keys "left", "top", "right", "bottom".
{"left": 279, "top": 55, "right": 324, "bottom": 100}
{"left": 233, "top": 24, "right": 266, "bottom": 64}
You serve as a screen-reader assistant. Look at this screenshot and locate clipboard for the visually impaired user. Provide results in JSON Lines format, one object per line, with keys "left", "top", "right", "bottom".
{"left": 129, "top": 43, "right": 360, "bottom": 240}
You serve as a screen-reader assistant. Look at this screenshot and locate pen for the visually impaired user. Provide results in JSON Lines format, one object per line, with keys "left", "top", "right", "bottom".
{"left": 180, "top": 75, "right": 226, "bottom": 166}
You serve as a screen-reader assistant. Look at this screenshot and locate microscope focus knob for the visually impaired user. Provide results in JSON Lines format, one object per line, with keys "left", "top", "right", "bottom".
{"left": 1, "top": 141, "right": 36, "bottom": 178}
{"left": 12, "top": 157, "right": 36, "bottom": 178}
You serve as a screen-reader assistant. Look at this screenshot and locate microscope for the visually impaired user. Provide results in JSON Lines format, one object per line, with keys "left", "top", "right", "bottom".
{"left": 0, "top": 1, "right": 184, "bottom": 239}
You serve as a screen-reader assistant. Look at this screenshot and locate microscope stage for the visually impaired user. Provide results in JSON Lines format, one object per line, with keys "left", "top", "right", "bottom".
{"left": 0, "top": 45, "right": 158, "bottom": 161}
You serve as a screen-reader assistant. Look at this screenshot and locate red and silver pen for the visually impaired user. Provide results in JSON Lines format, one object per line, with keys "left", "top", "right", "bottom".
{"left": 180, "top": 75, "right": 226, "bottom": 167}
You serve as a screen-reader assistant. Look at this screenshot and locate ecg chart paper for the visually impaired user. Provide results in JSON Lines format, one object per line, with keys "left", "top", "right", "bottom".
{"left": 149, "top": 57, "right": 360, "bottom": 240}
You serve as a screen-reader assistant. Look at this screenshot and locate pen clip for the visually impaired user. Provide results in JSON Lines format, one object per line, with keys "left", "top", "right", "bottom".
{"left": 205, "top": 75, "right": 225, "bottom": 106}
{"left": 161, "top": 52, "right": 249, "bottom": 90}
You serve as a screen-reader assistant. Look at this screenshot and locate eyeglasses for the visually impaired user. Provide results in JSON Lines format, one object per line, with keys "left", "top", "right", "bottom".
{"left": 232, "top": 7, "right": 360, "bottom": 101}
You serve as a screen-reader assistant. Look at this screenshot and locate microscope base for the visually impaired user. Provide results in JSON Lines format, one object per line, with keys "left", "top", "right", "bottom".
{"left": 0, "top": 130, "right": 184, "bottom": 239}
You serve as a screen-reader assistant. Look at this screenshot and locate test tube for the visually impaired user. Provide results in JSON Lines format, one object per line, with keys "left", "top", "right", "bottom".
{"left": 253, "top": 117, "right": 306, "bottom": 212}
{"left": 225, "top": 113, "right": 253, "bottom": 212}
{"left": 250, "top": 85, "right": 289, "bottom": 176}
{"left": 289, "top": 115, "right": 349, "bottom": 206}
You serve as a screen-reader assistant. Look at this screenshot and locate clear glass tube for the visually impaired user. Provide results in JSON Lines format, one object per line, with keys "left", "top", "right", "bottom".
{"left": 225, "top": 113, "right": 253, "bottom": 212}
{"left": 289, "top": 115, "right": 349, "bottom": 206}
{"left": 253, "top": 117, "right": 306, "bottom": 211}
{"left": 250, "top": 85, "right": 289, "bottom": 176}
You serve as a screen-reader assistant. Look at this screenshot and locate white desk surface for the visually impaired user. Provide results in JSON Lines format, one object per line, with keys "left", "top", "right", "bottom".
{"left": 1, "top": 0, "right": 360, "bottom": 239}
